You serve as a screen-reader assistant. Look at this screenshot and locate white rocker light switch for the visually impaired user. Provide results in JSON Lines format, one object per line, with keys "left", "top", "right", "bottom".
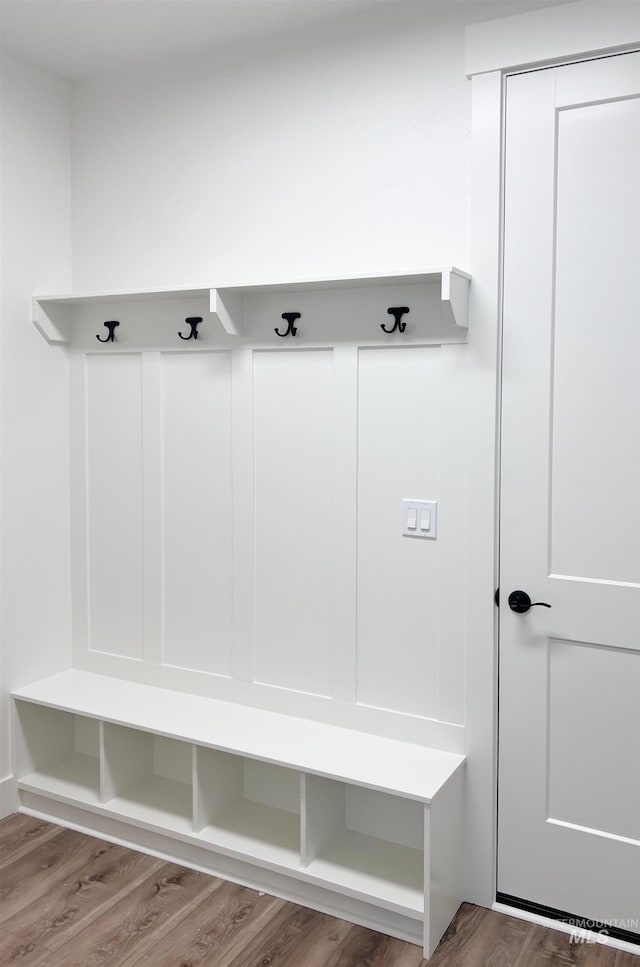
{"left": 402, "top": 499, "right": 437, "bottom": 539}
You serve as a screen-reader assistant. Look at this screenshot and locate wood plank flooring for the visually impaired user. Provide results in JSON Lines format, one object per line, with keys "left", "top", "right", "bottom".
{"left": 0, "top": 814, "right": 636, "bottom": 966}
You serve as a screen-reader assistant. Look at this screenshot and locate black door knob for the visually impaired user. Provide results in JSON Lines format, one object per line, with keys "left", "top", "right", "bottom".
{"left": 508, "top": 590, "right": 552, "bottom": 614}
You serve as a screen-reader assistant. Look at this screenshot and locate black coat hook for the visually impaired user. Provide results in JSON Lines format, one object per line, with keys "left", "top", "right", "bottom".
{"left": 381, "top": 306, "right": 410, "bottom": 334}
{"left": 96, "top": 320, "right": 120, "bottom": 343}
{"left": 275, "top": 312, "right": 300, "bottom": 337}
{"left": 178, "top": 316, "right": 202, "bottom": 341}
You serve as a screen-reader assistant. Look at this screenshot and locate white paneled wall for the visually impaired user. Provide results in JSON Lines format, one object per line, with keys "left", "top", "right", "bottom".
{"left": 162, "top": 352, "right": 233, "bottom": 675}
{"left": 253, "top": 349, "right": 334, "bottom": 696}
{"left": 71, "top": 341, "right": 467, "bottom": 746}
{"left": 357, "top": 348, "right": 441, "bottom": 718}
{"left": 86, "top": 354, "right": 144, "bottom": 659}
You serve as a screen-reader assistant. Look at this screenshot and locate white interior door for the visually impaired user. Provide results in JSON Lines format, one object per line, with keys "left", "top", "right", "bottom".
{"left": 499, "top": 53, "right": 640, "bottom": 935}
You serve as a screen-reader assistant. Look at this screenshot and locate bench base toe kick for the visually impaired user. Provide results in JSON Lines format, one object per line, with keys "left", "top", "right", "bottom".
{"left": 12, "top": 671, "right": 465, "bottom": 959}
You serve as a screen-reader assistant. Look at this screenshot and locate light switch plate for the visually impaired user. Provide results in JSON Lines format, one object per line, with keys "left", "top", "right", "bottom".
{"left": 402, "top": 499, "right": 437, "bottom": 539}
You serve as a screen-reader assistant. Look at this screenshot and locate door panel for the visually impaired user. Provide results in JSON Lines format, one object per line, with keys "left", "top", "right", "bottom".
{"left": 552, "top": 98, "right": 640, "bottom": 585}
{"left": 500, "top": 54, "right": 640, "bottom": 928}
{"left": 547, "top": 639, "right": 640, "bottom": 842}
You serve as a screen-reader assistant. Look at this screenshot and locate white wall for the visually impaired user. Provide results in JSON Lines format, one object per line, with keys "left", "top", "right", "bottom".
{"left": 71, "top": 2, "right": 479, "bottom": 291}
{"left": 0, "top": 52, "right": 73, "bottom": 810}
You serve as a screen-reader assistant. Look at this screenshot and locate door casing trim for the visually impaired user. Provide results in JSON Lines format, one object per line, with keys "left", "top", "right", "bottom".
{"left": 466, "top": 1, "right": 640, "bottom": 78}
{"left": 468, "top": 6, "right": 640, "bottom": 912}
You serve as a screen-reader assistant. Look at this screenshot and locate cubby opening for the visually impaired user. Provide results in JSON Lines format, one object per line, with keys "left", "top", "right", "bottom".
{"left": 196, "top": 749, "right": 301, "bottom": 867}
{"left": 302, "top": 776, "right": 425, "bottom": 915}
{"left": 103, "top": 724, "right": 193, "bottom": 833}
{"left": 15, "top": 703, "right": 101, "bottom": 803}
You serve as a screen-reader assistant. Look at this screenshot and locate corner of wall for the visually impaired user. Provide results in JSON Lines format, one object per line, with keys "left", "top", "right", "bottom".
{"left": 0, "top": 775, "right": 18, "bottom": 819}
{"left": 1, "top": 51, "right": 74, "bottom": 788}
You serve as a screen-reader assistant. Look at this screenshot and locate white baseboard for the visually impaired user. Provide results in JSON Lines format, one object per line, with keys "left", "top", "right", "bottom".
{"left": 493, "top": 902, "right": 640, "bottom": 958}
{"left": 0, "top": 775, "right": 18, "bottom": 818}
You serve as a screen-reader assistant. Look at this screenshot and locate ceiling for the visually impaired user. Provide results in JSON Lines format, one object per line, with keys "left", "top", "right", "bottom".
{"left": 0, "top": 0, "right": 385, "bottom": 78}
{"left": 0, "top": 0, "right": 572, "bottom": 82}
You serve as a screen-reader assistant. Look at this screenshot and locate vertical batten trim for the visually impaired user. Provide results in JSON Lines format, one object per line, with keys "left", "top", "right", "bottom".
{"left": 98, "top": 720, "right": 106, "bottom": 804}
{"left": 70, "top": 353, "right": 90, "bottom": 662}
{"left": 299, "top": 772, "right": 309, "bottom": 867}
{"left": 332, "top": 347, "right": 359, "bottom": 702}
{"left": 191, "top": 744, "right": 199, "bottom": 832}
{"left": 436, "top": 346, "right": 466, "bottom": 726}
{"left": 142, "top": 352, "right": 163, "bottom": 664}
{"left": 231, "top": 349, "right": 255, "bottom": 681}
{"left": 423, "top": 804, "right": 431, "bottom": 958}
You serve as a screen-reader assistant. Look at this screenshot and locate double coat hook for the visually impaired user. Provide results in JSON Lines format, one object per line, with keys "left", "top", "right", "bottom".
{"left": 96, "top": 320, "right": 120, "bottom": 343}
{"left": 381, "top": 306, "right": 410, "bottom": 334}
{"left": 275, "top": 312, "right": 301, "bottom": 337}
{"left": 178, "top": 316, "right": 202, "bottom": 341}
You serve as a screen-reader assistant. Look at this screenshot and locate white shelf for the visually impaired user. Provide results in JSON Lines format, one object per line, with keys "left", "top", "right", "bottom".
{"left": 106, "top": 775, "right": 193, "bottom": 835}
{"left": 211, "top": 267, "right": 470, "bottom": 292}
{"left": 15, "top": 702, "right": 101, "bottom": 805}
{"left": 32, "top": 268, "right": 471, "bottom": 345}
{"left": 18, "top": 754, "right": 100, "bottom": 806}
{"left": 305, "top": 829, "right": 424, "bottom": 917}
{"left": 195, "top": 748, "right": 301, "bottom": 868}
{"left": 102, "top": 722, "right": 193, "bottom": 835}
{"left": 199, "top": 801, "right": 300, "bottom": 869}
{"left": 12, "top": 671, "right": 465, "bottom": 958}
{"left": 34, "top": 285, "right": 210, "bottom": 305}
{"left": 32, "top": 287, "right": 212, "bottom": 345}
{"left": 13, "top": 670, "right": 463, "bottom": 803}
{"left": 301, "top": 774, "right": 425, "bottom": 918}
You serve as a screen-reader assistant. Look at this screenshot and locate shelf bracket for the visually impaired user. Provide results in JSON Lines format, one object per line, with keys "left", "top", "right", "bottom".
{"left": 440, "top": 270, "right": 470, "bottom": 329}
{"left": 33, "top": 298, "right": 72, "bottom": 344}
{"left": 210, "top": 288, "right": 245, "bottom": 336}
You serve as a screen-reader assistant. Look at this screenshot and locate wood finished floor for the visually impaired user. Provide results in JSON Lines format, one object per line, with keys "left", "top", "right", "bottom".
{"left": 0, "top": 815, "right": 636, "bottom": 966}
